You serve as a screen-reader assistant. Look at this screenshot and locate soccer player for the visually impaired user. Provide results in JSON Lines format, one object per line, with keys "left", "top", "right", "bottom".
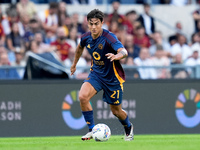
{"left": 70, "top": 9, "right": 134, "bottom": 141}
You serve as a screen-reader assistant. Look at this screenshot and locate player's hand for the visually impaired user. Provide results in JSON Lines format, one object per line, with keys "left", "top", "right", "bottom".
{"left": 105, "top": 53, "right": 117, "bottom": 61}
{"left": 70, "top": 65, "right": 76, "bottom": 75}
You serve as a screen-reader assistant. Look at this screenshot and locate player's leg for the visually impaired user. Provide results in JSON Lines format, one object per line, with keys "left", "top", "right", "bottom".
{"left": 79, "top": 82, "right": 97, "bottom": 140}
{"left": 110, "top": 104, "right": 134, "bottom": 141}
{"left": 79, "top": 82, "right": 96, "bottom": 111}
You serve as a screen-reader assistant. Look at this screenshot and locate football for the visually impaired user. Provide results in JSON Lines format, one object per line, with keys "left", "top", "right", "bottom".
{"left": 92, "top": 123, "right": 111, "bottom": 142}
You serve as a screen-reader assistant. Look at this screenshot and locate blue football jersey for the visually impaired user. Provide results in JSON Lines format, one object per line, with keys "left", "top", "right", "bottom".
{"left": 80, "top": 29, "right": 125, "bottom": 85}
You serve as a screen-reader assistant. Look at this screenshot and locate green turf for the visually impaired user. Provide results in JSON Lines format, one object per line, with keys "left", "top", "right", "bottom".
{"left": 0, "top": 134, "right": 199, "bottom": 150}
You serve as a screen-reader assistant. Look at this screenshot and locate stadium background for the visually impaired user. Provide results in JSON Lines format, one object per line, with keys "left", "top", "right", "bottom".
{"left": 0, "top": 2, "right": 197, "bottom": 40}
{"left": 1, "top": 1, "right": 200, "bottom": 137}
{"left": 0, "top": 79, "right": 200, "bottom": 137}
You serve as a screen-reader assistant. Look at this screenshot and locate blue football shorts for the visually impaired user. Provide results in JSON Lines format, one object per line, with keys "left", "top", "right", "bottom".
{"left": 84, "top": 72, "right": 123, "bottom": 105}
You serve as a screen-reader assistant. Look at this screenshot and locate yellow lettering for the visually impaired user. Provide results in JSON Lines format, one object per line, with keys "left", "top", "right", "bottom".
{"left": 111, "top": 91, "right": 116, "bottom": 99}
{"left": 111, "top": 90, "right": 120, "bottom": 99}
{"left": 94, "top": 60, "right": 104, "bottom": 65}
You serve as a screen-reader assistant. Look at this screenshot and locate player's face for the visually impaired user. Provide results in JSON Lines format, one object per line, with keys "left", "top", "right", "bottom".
{"left": 88, "top": 18, "right": 103, "bottom": 38}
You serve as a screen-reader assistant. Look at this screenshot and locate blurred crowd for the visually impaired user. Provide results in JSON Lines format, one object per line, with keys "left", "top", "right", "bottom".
{"left": 0, "top": 0, "right": 200, "bottom": 79}
{"left": 0, "top": 0, "right": 199, "bottom": 5}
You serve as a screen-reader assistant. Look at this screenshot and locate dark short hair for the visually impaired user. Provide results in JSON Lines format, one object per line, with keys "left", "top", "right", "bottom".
{"left": 143, "top": 2, "right": 150, "bottom": 7}
{"left": 136, "top": 25, "right": 144, "bottom": 30}
{"left": 125, "top": 10, "right": 137, "bottom": 16}
{"left": 49, "top": 2, "right": 58, "bottom": 9}
{"left": 110, "top": 0, "right": 121, "bottom": 3}
{"left": 87, "top": 9, "right": 104, "bottom": 22}
{"left": 29, "top": 18, "right": 38, "bottom": 24}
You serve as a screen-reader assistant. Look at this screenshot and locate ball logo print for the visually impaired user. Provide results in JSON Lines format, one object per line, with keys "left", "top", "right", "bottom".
{"left": 92, "top": 123, "right": 111, "bottom": 142}
{"left": 62, "top": 90, "right": 87, "bottom": 130}
{"left": 175, "top": 89, "right": 200, "bottom": 128}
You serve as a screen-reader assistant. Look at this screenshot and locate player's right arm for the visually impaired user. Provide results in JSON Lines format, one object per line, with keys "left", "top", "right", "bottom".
{"left": 70, "top": 44, "right": 84, "bottom": 75}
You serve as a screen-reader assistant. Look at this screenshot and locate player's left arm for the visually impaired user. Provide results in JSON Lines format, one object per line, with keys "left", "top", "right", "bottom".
{"left": 106, "top": 48, "right": 128, "bottom": 62}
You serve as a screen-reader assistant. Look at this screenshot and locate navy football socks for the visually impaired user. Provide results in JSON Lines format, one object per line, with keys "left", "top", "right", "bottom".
{"left": 119, "top": 115, "right": 132, "bottom": 135}
{"left": 82, "top": 110, "right": 95, "bottom": 132}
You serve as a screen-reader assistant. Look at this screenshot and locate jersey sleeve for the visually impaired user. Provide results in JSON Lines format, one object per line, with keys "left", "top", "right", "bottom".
{"left": 107, "top": 32, "right": 124, "bottom": 52}
{"left": 80, "top": 36, "right": 86, "bottom": 48}
{"left": 80, "top": 32, "right": 90, "bottom": 48}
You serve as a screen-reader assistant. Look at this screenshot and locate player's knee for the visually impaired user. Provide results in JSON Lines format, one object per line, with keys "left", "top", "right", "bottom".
{"left": 79, "top": 93, "right": 89, "bottom": 104}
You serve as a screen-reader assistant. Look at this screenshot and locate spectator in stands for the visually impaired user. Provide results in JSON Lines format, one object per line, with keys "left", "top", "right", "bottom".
{"left": 193, "top": 3, "right": 200, "bottom": 33}
{"left": 120, "top": 56, "right": 140, "bottom": 79}
{"left": 25, "top": 40, "right": 40, "bottom": 61}
{"left": 124, "top": 34, "right": 140, "bottom": 59}
{"left": 102, "top": 13, "right": 109, "bottom": 30}
{"left": 185, "top": 49, "right": 200, "bottom": 75}
{"left": 50, "top": 26, "right": 74, "bottom": 61}
{"left": 70, "top": 12, "right": 85, "bottom": 35}
{"left": 149, "top": 31, "right": 171, "bottom": 57}
{"left": 66, "top": 27, "right": 80, "bottom": 49}
{"left": 160, "top": 0, "right": 171, "bottom": 4}
{"left": 0, "top": 52, "right": 20, "bottom": 79}
{"left": 137, "top": 3, "right": 155, "bottom": 37}
{"left": 16, "top": 0, "right": 37, "bottom": 18}
{"left": 170, "top": 0, "right": 192, "bottom": 6}
{"left": 24, "top": 18, "right": 46, "bottom": 50}
{"left": 11, "top": 47, "right": 26, "bottom": 79}
{"left": 134, "top": 25, "right": 151, "bottom": 48}
{"left": 168, "top": 22, "right": 183, "bottom": 47}
{"left": 0, "top": 6, "right": 5, "bottom": 45}
{"left": 63, "top": 0, "right": 97, "bottom": 5}
{"left": 109, "top": 20, "right": 126, "bottom": 45}
{"left": 62, "top": 15, "right": 71, "bottom": 37}
{"left": 64, "top": 47, "right": 87, "bottom": 79}
{"left": 6, "top": 22, "right": 24, "bottom": 52}
{"left": 0, "top": 25, "right": 5, "bottom": 46}
{"left": 0, "top": 6, "right": 4, "bottom": 21}
{"left": 45, "top": 30, "right": 57, "bottom": 45}
{"left": 109, "top": 20, "right": 119, "bottom": 35}
{"left": 19, "top": 13, "right": 31, "bottom": 35}
{"left": 2, "top": 6, "right": 24, "bottom": 36}
{"left": 34, "top": 32, "right": 52, "bottom": 54}
{"left": 195, "top": 20, "right": 200, "bottom": 35}
{"left": 80, "top": 15, "right": 89, "bottom": 34}
{"left": 0, "top": 44, "right": 15, "bottom": 64}
{"left": 58, "top": 1, "right": 68, "bottom": 27}
{"left": 151, "top": 46, "right": 171, "bottom": 79}
{"left": 108, "top": 0, "right": 125, "bottom": 27}
{"left": 170, "top": 53, "right": 188, "bottom": 79}
{"left": 134, "top": 47, "right": 157, "bottom": 79}
{"left": 27, "top": 40, "right": 39, "bottom": 54}
{"left": 170, "top": 34, "right": 192, "bottom": 62}
{"left": 190, "top": 32, "right": 200, "bottom": 56}
{"left": 37, "top": 2, "right": 59, "bottom": 34}
{"left": 124, "top": 10, "right": 138, "bottom": 35}
{"left": 0, "top": 45, "right": 6, "bottom": 56}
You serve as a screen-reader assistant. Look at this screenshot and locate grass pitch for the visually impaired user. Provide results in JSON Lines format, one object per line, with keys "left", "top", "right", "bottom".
{"left": 0, "top": 134, "right": 199, "bottom": 150}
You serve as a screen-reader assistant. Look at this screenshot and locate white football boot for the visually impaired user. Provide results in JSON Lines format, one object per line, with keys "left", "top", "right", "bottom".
{"left": 124, "top": 123, "right": 134, "bottom": 141}
{"left": 81, "top": 131, "right": 93, "bottom": 141}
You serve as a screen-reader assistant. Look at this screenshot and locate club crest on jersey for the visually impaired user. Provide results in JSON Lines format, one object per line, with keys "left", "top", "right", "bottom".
{"left": 98, "top": 44, "right": 103, "bottom": 50}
